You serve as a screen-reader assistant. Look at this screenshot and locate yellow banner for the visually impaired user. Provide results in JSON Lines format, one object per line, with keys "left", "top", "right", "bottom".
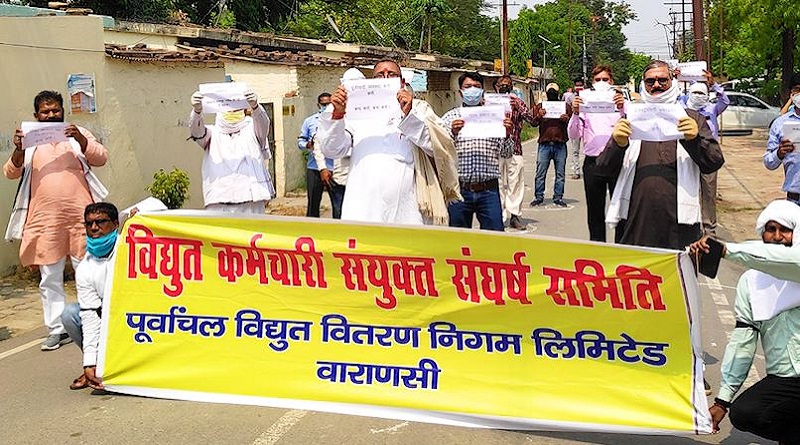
{"left": 99, "top": 212, "right": 711, "bottom": 434}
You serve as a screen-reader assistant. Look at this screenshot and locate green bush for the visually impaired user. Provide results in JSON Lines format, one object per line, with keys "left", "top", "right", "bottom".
{"left": 145, "top": 168, "right": 190, "bottom": 210}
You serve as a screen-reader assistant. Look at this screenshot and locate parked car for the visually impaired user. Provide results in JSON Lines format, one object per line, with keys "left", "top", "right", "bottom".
{"left": 712, "top": 91, "right": 780, "bottom": 130}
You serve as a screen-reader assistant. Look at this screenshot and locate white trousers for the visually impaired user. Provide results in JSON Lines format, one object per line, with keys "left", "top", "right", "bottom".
{"left": 39, "top": 256, "right": 80, "bottom": 335}
{"left": 205, "top": 200, "right": 267, "bottom": 214}
{"left": 500, "top": 155, "right": 525, "bottom": 220}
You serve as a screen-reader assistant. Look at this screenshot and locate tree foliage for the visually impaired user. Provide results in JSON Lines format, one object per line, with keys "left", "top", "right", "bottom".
{"left": 707, "top": 0, "right": 800, "bottom": 102}
{"left": 146, "top": 168, "right": 190, "bottom": 210}
{"left": 508, "top": 0, "right": 636, "bottom": 89}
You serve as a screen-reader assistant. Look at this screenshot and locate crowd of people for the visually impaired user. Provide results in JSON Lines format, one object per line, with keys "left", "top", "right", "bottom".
{"left": 6, "top": 57, "right": 800, "bottom": 443}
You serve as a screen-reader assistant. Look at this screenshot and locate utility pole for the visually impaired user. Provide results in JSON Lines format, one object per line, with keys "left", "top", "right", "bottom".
{"left": 501, "top": 0, "right": 509, "bottom": 74}
{"left": 582, "top": 33, "right": 587, "bottom": 84}
{"left": 692, "top": 0, "right": 706, "bottom": 62}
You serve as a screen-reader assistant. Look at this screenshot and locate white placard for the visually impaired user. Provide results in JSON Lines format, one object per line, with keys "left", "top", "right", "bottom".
{"left": 20, "top": 121, "right": 68, "bottom": 149}
{"left": 343, "top": 77, "right": 402, "bottom": 121}
{"left": 627, "top": 103, "right": 688, "bottom": 142}
{"left": 666, "top": 59, "right": 679, "bottom": 69}
{"left": 460, "top": 105, "right": 506, "bottom": 139}
{"left": 783, "top": 121, "right": 800, "bottom": 144}
{"left": 541, "top": 101, "right": 566, "bottom": 119}
{"left": 677, "top": 61, "right": 707, "bottom": 82}
{"left": 198, "top": 82, "right": 248, "bottom": 114}
{"left": 577, "top": 90, "right": 617, "bottom": 113}
{"left": 483, "top": 93, "right": 512, "bottom": 114}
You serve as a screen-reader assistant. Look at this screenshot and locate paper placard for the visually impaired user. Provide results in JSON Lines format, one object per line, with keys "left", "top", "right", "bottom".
{"left": 199, "top": 82, "right": 248, "bottom": 114}
{"left": 460, "top": 105, "right": 506, "bottom": 139}
{"left": 577, "top": 90, "right": 617, "bottom": 113}
{"left": 627, "top": 103, "right": 688, "bottom": 142}
{"left": 541, "top": 101, "right": 566, "bottom": 119}
{"left": 676, "top": 61, "right": 707, "bottom": 82}
{"left": 783, "top": 121, "right": 800, "bottom": 144}
{"left": 20, "top": 121, "right": 68, "bottom": 149}
{"left": 343, "top": 77, "right": 402, "bottom": 121}
{"left": 666, "top": 59, "right": 679, "bottom": 69}
{"left": 484, "top": 93, "right": 512, "bottom": 114}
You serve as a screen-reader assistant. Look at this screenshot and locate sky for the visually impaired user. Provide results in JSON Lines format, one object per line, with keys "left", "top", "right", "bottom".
{"left": 489, "top": 0, "right": 673, "bottom": 59}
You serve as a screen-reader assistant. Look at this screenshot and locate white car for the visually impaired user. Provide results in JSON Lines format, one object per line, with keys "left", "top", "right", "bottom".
{"left": 713, "top": 91, "right": 780, "bottom": 130}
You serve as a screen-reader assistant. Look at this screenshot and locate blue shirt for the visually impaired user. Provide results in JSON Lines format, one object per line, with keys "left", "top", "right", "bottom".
{"left": 679, "top": 83, "right": 729, "bottom": 140}
{"left": 297, "top": 113, "right": 333, "bottom": 171}
{"left": 765, "top": 111, "right": 800, "bottom": 194}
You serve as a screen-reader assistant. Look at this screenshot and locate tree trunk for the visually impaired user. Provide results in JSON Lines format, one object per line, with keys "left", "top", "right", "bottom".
{"left": 781, "top": 26, "right": 795, "bottom": 103}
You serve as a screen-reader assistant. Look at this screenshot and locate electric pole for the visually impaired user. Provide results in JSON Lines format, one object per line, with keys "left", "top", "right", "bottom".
{"left": 692, "top": 0, "right": 706, "bottom": 62}
{"left": 501, "top": 0, "right": 509, "bottom": 74}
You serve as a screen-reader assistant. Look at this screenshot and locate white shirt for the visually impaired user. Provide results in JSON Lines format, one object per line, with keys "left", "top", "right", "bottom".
{"left": 77, "top": 249, "right": 115, "bottom": 367}
{"left": 188, "top": 107, "right": 275, "bottom": 206}
{"left": 316, "top": 107, "right": 432, "bottom": 224}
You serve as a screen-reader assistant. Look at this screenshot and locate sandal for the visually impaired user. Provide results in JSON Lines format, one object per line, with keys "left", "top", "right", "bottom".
{"left": 69, "top": 373, "right": 89, "bottom": 390}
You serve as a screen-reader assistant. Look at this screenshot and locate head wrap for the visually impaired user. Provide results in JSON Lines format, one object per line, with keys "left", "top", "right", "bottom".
{"left": 214, "top": 111, "right": 250, "bottom": 135}
{"left": 755, "top": 200, "right": 800, "bottom": 246}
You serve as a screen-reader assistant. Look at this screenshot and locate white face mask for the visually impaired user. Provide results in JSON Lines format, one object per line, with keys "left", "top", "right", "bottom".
{"left": 792, "top": 93, "right": 800, "bottom": 110}
{"left": 593, "top": 81, "right": 612, "bottom": 92}
{"left": 687, "top": 93, "right": 709, "bottom": 110}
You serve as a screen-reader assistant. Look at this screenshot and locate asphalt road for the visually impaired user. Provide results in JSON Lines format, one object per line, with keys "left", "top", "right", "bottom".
{"left": 0, "top": 139, "right": 772, "bottom": 445}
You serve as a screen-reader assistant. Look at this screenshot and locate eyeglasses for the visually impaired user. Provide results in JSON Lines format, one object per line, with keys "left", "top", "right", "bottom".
{"left": 83, "top": 218, "right": 113, "bottom": 228}
{"left": 644, "top": 77, "right": 671, "bottom": 87}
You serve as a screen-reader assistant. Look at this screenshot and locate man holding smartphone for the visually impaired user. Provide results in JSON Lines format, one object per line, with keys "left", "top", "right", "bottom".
{"left": 690, "top": 200, "right": 800, "bottom": 443}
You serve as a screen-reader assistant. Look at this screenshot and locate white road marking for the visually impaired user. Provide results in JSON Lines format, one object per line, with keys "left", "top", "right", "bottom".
{"left": 710, "top": 292, "right": 729, "bottom": 307}
{"left": 370, "top": 421, "right": 409, "bottom": 434}
{"left": 0, "top": 338, "right": 43, "bottom": 361}
{"left": 718, "top": 309, "right": 736, "bottom": 327}
{"left": 252, "top": 410, "right": 308, "bottom": 445}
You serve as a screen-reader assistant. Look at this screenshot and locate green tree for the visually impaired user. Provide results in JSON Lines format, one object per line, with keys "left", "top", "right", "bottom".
{"left": 71, "top": 0, "right": 175, "bottom": 22}
{"left": 627, "top": 52, "right": 651, "bottom": 90}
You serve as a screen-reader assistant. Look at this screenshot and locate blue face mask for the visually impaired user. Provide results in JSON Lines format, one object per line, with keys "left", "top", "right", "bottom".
{"left": 86, "top": 230, "right": 117, "bottom": 257}
{"left": 461, "top": 87, "right": 484, "bottom": 106}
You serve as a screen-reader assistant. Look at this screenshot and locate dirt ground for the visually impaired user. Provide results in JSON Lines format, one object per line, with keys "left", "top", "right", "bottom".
{"left": 715, "top": 129, "right": 786, "bottom": 242}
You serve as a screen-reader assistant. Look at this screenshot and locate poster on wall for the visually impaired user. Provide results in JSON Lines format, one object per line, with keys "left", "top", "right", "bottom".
{"left": 67, "top": 73, "right": 97, "bottom": 114}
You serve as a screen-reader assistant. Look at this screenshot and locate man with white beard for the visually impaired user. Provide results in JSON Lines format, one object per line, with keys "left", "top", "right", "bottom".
{"left": 596, "top": 60, "right": 724, "bottom": 250}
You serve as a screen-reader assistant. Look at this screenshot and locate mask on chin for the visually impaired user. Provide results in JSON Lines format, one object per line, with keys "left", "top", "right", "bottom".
{"left": 86, "top": 231, "right": 117, "bottom": 257}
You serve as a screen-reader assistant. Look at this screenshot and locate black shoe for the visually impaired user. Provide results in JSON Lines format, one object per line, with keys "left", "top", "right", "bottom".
{"left": 530, "top": 198, "right": 544, "bottom": 207}
{"left": 553, "top": 199, "right": 567, "bottom": 207}
{"left": 704, "top": 379, "right": 712, "bottom": 396}
{"left": 509, "top": 215, "right": 525, "bottom": 230}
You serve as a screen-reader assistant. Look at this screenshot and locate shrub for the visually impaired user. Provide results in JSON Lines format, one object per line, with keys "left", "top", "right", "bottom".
{"left": 145, "top": 168, "right": 190, "bottom": 210}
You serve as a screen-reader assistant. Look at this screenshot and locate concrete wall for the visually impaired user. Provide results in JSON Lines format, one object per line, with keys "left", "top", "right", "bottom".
{"left": 0, "top": 15, "right": 224, "bottom": 273}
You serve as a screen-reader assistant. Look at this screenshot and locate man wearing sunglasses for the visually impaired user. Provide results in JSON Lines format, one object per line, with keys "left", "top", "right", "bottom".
{"left": 597, "top": 60, "right": 724, "bottom": 250}
{"left": 60, "top": 202, "right": 119, "bottom": 390}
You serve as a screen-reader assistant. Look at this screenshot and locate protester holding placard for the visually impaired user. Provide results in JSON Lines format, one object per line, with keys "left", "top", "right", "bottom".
{"left": 441, "top": 72, "right": 513, "bottom": 231}
{"left": 4, "top": 90, "right": 108, "bottom": 351}
{"left": 316, "top": 61, "right": 437, "bottom": 225}
{"left": 677, "top": 70, "right": 730, "bottom": 236}
{"left": 187, "top": 86, "right": 274, "bottom": 214}
{"left": 298, "top": 92, "right": 336, "bottom": 218}
{"left": 530, "top": 83, "right": 571, "bottom": 208}
{"left": 492, "top": 75, "right": 536, "bottom": 230}
{"left": 689, "top": 200, "right": 800, "bottom": 443}
{"left": 597, "top": 60, "right": 723, "bottom": 250}
{"left": 765, "top": 72, "right": 800, "bottom": 206}
{"left": 567, "top": 65, "right": 626, "bottom": 242}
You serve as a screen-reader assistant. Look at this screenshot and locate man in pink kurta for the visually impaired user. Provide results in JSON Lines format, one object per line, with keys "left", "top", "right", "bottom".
{"left": 5, "top": 90, "right": 107, "bottom": 350}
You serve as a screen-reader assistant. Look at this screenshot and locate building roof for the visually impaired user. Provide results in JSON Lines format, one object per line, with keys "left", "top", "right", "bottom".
{"left": 104, "top": 43, "right": 222, "bottom": 65}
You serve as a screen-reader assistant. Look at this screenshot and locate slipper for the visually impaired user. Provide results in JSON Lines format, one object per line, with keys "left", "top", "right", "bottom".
{"left": 69, "top": 374, "right": 89, "bottom": 390}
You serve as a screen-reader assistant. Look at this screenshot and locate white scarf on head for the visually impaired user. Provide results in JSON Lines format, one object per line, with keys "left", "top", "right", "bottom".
{"left": 745, "top": 200, "right": 800, "bottom": 321}
{"left": 606, "top": 79, "right": 701, "bottom": 229}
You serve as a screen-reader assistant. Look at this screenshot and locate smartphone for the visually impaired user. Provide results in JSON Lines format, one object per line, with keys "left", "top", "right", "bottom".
{"left": 698, "top": 237, "right": 724, "bottom": 279}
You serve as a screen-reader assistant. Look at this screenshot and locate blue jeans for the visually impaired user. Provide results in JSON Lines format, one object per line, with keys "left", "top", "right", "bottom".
{"left": 534, "top": 141, "right": 567, "bottom": 200}
{"left": 448, "top": 185, "right": 504, "bottom": 231}
{"left": 61, "top": 303, "right": 83, "bottom": 350}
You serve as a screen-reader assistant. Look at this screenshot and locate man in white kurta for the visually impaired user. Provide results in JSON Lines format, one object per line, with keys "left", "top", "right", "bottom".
{"left": 188, "top": 89, "right": 274, "bottom": 214}
{"left": 316, "top": 62, "right": 433, "bottom": 225}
